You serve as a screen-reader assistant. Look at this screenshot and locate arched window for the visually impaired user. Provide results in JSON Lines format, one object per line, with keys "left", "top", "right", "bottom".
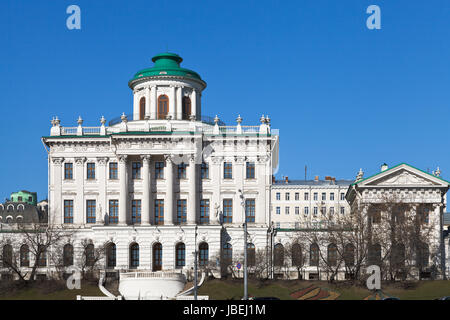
{"left": 37, "top": 245, "right": 47, "bottom": 267}
{"left": 222, "top": 243, "right": 233, "bottom": 266}
{"left": 199, "top": 242, "right": 209, "bottom": 267}
{"left": 310, "top": 243, "right": 319, "bottom": 267}
{"left": 274, "top": 243, "right": 284, "bottom": 267}
{"left": 247, "top": 243, "right": 255, "bottom": 267}
{"left": 182, "top": 96, "right": 191, "bottom": 120}
{"left": 368, "top": 243, "right": 381, "bottom": 266}
{"left": 3, "top": 244, "right": 12, "bottom": 267}
{"left": 327, "top": 243, "right": 337, "bottom": 267}
{"left": 153, "top": 243, "right": 162, "bottom": 271}
{"left": 158, "top": 95, "right": 169, "bottom": 119}
{"left": 106, "top": 243, "right": 116, "bottom": 268}
{"left": 416, "top": 242, "right": 429, "bottom": 268}
{"left": 344, "top": 243, "right": 355, "bottom": 267}
{"left": 130, "top": 243, "right": 139, "bottom": 269}
{"left": 139, "top": 97, "right": 146, "bottom": 120}
{"left": 176, "top": 243, "right": 185, "bottom": 268}
{"left": 20, "top": 244, "right": 29, "bottom": 267}
{"left": 291, "top": 243, "right": 303, "bottom": 267}
{"left": 63, "top": 244, "right": 74, "bottom": 267}
{"left": 85, "top": 244, "right": 95, "bottom": 267}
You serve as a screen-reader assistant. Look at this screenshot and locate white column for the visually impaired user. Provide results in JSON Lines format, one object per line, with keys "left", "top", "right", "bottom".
{"left": 133, "top": 91, "right": 139, "bottom": 120}
{"left": 51, "top": 157, "right": 64, "bottom": 225}
{"left": 118, "top": 155, "right": 128, "bottom": 225}
{"left": 256, "top": 157, "right": 268, "bottom": 224}
{"left": 211, "top": 157, "right": 221, "bottom": 224}
{"left": 145, "top": 87, "right": 151, "bottom": 119}
{"left": 169, "top": 86, "right": 176, "bottom": 119}
{"left": 74, "top": 157, "right": 86, "bottom": 225}
{"left": 234, "top": 157, "right": 244, "bottom": 224}
{"left": 176, "top": 86, "right": 183, "bottom": 120}
{"left": 151, "top": 86, "right": 157, "bottom": 119}
{"left": 165, "top": 155, "right": 174, "bottom": 225}
{"left": 97, "top": 157, "right": 108, "bottom": 224}
{"left": 191, "top": 88, "right": 197, "bottom": 120}
{"left": 141, "top": 155, "right": 151, "bottom": 225}
{"left": 187, "top": 155, "right": 197, "bottom": 224}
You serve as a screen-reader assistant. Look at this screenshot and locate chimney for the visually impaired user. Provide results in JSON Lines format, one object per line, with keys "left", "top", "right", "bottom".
{"left": 314, "top": 175, "right": 319, "bottom": 182}
{"left": 381, "top": 163, "right": 388, "bottom": 172}
{"left": 272, "top": 175, "right": 275, "bottom": 184}
{"left": 325, "top": 176, "right": 332, "bottom": 181}
{"left": 285, "top": 176, "right": 289, "bottom": 184}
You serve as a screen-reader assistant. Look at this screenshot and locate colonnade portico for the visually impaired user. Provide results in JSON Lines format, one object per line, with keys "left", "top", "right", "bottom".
{"left": 118, "top": 153, "right": 199, "bottom": 226}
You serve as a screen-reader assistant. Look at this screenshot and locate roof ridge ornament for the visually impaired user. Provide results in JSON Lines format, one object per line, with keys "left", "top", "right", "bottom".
{"left": 433, "top": 166, "right": 441, "bottom": 177}
{"left": 355, "top": 168, "right": 364, "bottom": 182}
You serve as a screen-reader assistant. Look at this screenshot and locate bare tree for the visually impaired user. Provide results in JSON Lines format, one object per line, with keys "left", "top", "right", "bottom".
{"left": 76, "top": 239, "right": 105, "bottom": 280}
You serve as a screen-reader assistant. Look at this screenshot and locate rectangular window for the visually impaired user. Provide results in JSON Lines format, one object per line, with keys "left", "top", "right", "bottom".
{"left": 330, "top": 207, "right": 335, "bottom": 215}
{"left": 201, "top": 162, "right": 209, "bottom": 179}
{"left": 223, "top": 199, "right": 233, "bottom": 223}
{"left": 285, "top": 193, "right": 290, "bottom": 201}
{"left": 295, "top": 207, "right": 299, "bottom": 215}
{"left": 155, "top": 162, "right": 164, "bottom": 179}
{"left": 132, "top": 200, "right": 141, "bottom": 224}
{"left": 86, "top": 200, "right": 96, "bottom": 223}
{"left": 177, "top": 164, "right": 187, "bottom": 179}
{"left": 340, "top": 206, "right": 345, "bottom": 214}
{"left": 313, "top": 193, "right": 318, "bottom": 201}
{"left": 304, "top": 192, "right": 309, "bottom": 201}
{"left": 276, "top": 222, "right": 280, "bottom": 228}
{"left": 64, "top": 200, "right": 73, "bottom": 224}
{"left": 87, "top": 163, "right": 95, "bottom": 180}
{"left": 295, "top": 193, "right": 299, "bottom": 201}
{"left": 155, "top": 200, "right": 164, "bottom": 225}
{"left": 109, "top": 200, "right": 118, "bottom": 224}
{"left": 330, "top": 193, "right": 335, "bottom": 201}
{"left": 109, "top": 162, "right": 118, "bottom": 180}
{"left": 340, "top": 193, "right": 345, "bottom": 201}
{"left": 246, "top": 162, "right": 255, "bottom": 179}
{"left": 276, "top": 207, "right": 280, "bottom": 215}
{"left": 304, "top": 207, "right": 309, "bottom": 215}
{"left": 224, "top": 162, "right": 233, "bottom": 179}
{"left": 200, "top": 199, "right": 210, "bottom": 224}
{"left": 177, "top": 199, "right": 187, "bottom": 224}
{"left": 276, "top": 193, "right": 280, "bottom": 201}
{"left": 64, "top": 163, "right": 73, "bottom": 180}
{"left": 285, "top": 207, "right": 290, "bottom": 215}
{"left": 132, "top": 162, "right": 142, "bottom": 179}
{"left": 321, "top": 207, "right": 326, "bottom": 215}
{"left": 313, "top": 207, "right": 318, "bottom": 216}
{"left": 322, "top": 193, "right": 326, "bottom": 201}
{"left": 245, "top": 199, "right": 255, "bottom": 223}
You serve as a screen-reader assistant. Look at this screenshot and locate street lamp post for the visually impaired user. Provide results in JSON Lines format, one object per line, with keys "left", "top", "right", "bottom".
{"left": 239, "top": 189, "right": 248, "bottom": 300}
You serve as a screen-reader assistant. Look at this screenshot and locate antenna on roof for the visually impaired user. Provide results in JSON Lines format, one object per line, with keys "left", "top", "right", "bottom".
{"left": 305, "top": 165, "right": 307, "bottom": 181}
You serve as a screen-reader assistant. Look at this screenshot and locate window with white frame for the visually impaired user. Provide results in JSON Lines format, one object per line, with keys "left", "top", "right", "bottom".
{"left": 285, "top": 193, "right": 290, "bottom": 201}
{"left": 313, "top": 193, "right": 318, "bottom": 201}
{"left": 295, "top": 207, "right": 299, "bottom": 215}
{"left": 313, "top": 207, "right": 318, "bottom": 216}
{"left": 285, "top": 207, "right": 290, "bottom": 215}
{"left": 322, "top": 193, "right": 326, "bottom": 201}
{"left": 330, "top": 193, "right": 335, "bottom": 201}
{"left": 304, "top": 207, "right": 309, "bottom": 215}
{"left": 340, "top": 206, "right": 345, "bottom": 214}
{"left": 295, "top": 193, "right": 299, "bottom": 201}
{"left": 276, "top": 207, "right": 280, "bottom": 215}
{"left": 304, "top": 192, "right": 309, "bottom": 201}
{"left": 276, "top": 193, "right": 280, "bottom": 200}
{"left": 330, "top": 207, "right": 334, "bottom": 215}
{"left": 340, "top": 193, "right": 345, "bottom": 200}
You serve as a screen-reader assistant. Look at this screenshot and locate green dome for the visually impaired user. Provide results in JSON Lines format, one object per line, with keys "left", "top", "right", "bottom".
{"left": 128, "top": 53, "right": 204, "bottom": 87}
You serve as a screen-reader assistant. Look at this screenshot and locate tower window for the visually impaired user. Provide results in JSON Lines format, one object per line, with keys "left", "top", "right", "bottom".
{"left": 158, "top": 95, "right": 169, "bottom": 119}
{"left": 139, "top": 97, "right": 146, "bottom": 120}
{"left": 182, "top": 96, "right": 191, "bottom": 120}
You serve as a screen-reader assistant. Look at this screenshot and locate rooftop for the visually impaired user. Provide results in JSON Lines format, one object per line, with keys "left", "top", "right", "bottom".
{"left": 128, "top": 53, "right": 204, "bottom": 87}
{"left": 273, "top": 179, "right": 353, "bottom": 187}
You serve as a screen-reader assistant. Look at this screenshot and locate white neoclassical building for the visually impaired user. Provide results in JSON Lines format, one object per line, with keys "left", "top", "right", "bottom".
{"left": 40, "top": 53, "right": 279, "bottom": 294}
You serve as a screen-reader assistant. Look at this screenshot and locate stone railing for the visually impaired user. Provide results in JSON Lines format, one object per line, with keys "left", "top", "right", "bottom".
{"left": 49, "top": 114, "right": 272, "bottom": 137}
{"left": 120, "top": 270, "right": 186, "bottom": 280}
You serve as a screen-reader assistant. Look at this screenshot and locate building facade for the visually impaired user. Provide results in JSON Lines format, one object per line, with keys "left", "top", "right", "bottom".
{"left": 41, "top": 53, "right": 279, "bottom": 276}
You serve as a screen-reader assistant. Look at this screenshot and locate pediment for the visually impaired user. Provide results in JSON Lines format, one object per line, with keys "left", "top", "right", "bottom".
{"left": 357, "top": 164, "right": 449, "bottom": 188}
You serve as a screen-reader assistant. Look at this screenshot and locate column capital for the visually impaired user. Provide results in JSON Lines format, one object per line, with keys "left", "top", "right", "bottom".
{"left": 164, "top": 154, "right": 173, "bottom": 164}
{"left": 118, "top": 155, "right": 128, "bottom": 163}
{"left": 51, "top": 157, "right": 64, "bottom": 165}
{"left": 96, "top": 157, "right": 109, "bottom": 166}
{"left": 141, "top": 155, "right": 152, "bottom": 164}
{"left": 75, "top": 157, "right": 87, "bottom": 166}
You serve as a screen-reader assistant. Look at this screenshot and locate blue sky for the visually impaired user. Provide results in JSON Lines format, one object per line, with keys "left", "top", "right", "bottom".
{"left": 1, "top": 0, "right": 450, "bottom": 201}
